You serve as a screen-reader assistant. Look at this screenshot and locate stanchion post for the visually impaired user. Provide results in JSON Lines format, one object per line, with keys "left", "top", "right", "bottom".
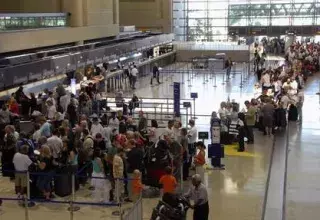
{"left": 240, "top": 71, "right": 243, "bottom": 88}
{"left": 222, "top": 71, "right": 225, "bottom": 85}
{"left": 25, "top": 171, "right": 30, "bottom": 220}
{"left": 166, "top": 98, "right": 170, "bottom": 118}
{"left": 160, "top": 103, "right": 164, "bottom": 123}
{"left": 68, "top": 172, "right": 80, "bottom": 215}
{"left": 154, "top": 107, "right": 157, "bottom": 121}
{"left": 70, "top": 174, "right": 74, "bottom": 220}
{"left": 213, "top": 69, "right": 217, "bottom": 88}
{"left": 118, "top": 179, "right": 122, "bottom": 219}
{"left": 181, "top": 68, "right": 185, "bottom": 84}
{"left": 180, "top": 163, "right": 183, "bottom": 192}
{"left": 203, "top": 71, "right": 206, "bottom": 84}
{"left": 140, "top": 99, "right": 143, "bottom": 111}
{"left": 206, "top": 70, "right": 209, "bottom": 82}
{"left": 192, "top": 98, "right": 197, "bottom": 119}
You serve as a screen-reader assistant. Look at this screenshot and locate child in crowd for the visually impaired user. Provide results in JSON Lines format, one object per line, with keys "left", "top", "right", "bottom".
{"left": 159, "top": 166, "right": 177, "bottom": 196}
{"left": 132, "top": 169, "right": 144, "bottom": 202}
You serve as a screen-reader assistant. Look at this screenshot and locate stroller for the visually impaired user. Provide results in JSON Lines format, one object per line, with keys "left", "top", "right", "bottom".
{"left": 151, "top": 193, "right": 190, "bottom": 220}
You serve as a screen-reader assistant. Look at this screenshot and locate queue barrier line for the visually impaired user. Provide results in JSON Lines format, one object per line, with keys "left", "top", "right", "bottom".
{"left": 2, "top": 168, "right": 162, "bottom": 182}
{"left": 0, "top": 197, "right": 120, "bottom": 206}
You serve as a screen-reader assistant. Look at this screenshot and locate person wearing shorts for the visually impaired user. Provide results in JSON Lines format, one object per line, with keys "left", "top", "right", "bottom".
{"left": 13, "top": 145, "right": 33, "bottom": 200}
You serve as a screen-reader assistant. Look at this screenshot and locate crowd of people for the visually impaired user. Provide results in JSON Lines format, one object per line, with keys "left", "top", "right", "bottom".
{"left": 219, "top": 41, "right": 316, "bottom": 152}
{"left": 0, "top": 80, "right": 207, "bottom": 209}
{"left": 0, "top": 40, "right": 317, "bottom": 219}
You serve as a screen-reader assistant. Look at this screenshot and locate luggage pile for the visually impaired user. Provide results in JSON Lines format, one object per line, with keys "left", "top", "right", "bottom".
{"left": 151, "top": 193, "right": 189, "bottom": 220}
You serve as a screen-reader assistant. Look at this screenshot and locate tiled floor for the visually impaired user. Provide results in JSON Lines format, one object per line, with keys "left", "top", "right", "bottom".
{"left": 0, "top": 59, "right": 318, "bottom": 220}
{"left": 286, "top": 75, "right": 320, "bottom": 220}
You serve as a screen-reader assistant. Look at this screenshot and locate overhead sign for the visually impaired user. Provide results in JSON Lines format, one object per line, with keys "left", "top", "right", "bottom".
{"left": 198, "top": 131, "right": 209, "bottom": 140}
{"left": 190, "top": 92, "right": 198, "bottom": 99}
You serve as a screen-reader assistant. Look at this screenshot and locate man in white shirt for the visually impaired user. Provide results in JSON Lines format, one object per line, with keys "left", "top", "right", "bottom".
{"left": 130, "top": 65, "right": 138, "bottom": 89}
{"left": 289, "top": 78, "right": 298, "bottom": 95}
{"left": 90, "top": 116, "right": 104, "bottom": 138}
{"left": 59, "top": 93, "right": 70, "bottom": 113}
{"left": 188, "top": 119, "right": 198, "bottom": 156}
{"left": 184, "top": 174, "right": 209, "bottom": 220}
{"left": 109, "top": 112, "right": 120, "bottom": 134}
{"left": 281, "top": 92, "right": 290, "bottom": 110}
{"left": 46, "top": 100, "right": 56, "bottom": 120}
{"left": 46, "top": 92, "right": 56, "bottom": 107}
{"left": 103, "top": 125, "right": 112, "bottom": 149}
{"left": 297, "top": 89, "right": 304, "bottom": 122}
{"left": 47, "top": 129, "right": 63, "bottom": 160}
{"left": 13, "top": 145, "right": 33, "bottom": 198}
{"left": 261, "top": 72, "right": 271, "bottom": 91}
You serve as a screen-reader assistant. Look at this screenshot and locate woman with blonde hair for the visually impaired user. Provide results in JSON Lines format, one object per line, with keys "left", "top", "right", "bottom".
{"left": 37, "top": 145, "right": 54, "bottom": 200}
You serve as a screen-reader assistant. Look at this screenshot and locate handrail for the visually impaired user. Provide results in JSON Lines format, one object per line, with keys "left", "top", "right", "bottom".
{"left": 0, "top": 13, "right": 68, "bottom": 18}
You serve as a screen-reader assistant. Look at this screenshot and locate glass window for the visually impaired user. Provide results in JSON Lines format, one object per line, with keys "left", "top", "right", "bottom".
{"left": 188, "top": 10, "right": 207, "bottom": 19}
{"left": 292, "top": 16, "right": 314, "bottom": 26}
{"left": 271, "top": 17, "right": 290, "bottom": 26}
{"left": 229, "top": 17, "right": 247, "bottom": 26}
{"left": 173, "top": 0, "right": 319, "bottom": 42}
{"left": 208, "top": 10, "right": 228, "bottom": 18}
{"left": 250, "top": 17, "right": 269, "bottom": 26}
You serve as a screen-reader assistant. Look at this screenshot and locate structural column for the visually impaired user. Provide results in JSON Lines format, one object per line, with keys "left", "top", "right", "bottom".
{"left": 61, "top": 0, "right": 84, "bottom": 27}
{"left": 113, "top": 0, "right": 119, "bottom": 24}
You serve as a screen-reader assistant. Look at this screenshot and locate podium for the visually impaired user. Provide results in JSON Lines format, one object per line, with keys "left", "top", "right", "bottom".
{"left": 208, "top": 118, "right": 225, "bottom": 169}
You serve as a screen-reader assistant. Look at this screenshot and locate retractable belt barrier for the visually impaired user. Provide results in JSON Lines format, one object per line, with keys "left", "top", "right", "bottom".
{"left": 0, "top": 167, "right": 147, "bottom": 220}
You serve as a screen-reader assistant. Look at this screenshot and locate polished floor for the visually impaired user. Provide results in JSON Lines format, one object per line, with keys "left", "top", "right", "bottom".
{"left": 286, "top": 76, "right": 320, "bottom": 220}
{"left": 0, "top": 61, "right": 319, "bottom": 220}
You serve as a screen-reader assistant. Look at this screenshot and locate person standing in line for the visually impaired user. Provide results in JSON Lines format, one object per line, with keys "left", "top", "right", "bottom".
{"left": 180, "top": 128, "right": 189, "bottom": 181}
{"left": 184, "top": 174, "right": 209, "bottom": 220}
{"left": 151, "top": 63, "right": 161, "bottom": 85}
{"left": 244, "top": 100, "right": 256, "bottom": 144}
{"left": 225, "top": 57, "right": 232, "bottom": 80}
{"left": 194, "top": 141, "right": 206, "bottom": 182}
{"left": 187, "top": 120, "right": 198, "bottom": 170}
{"left": 296, "top": 88, "right": 304, "bottom": 123}
{"left": 113, "top": 148, "right": 124, "bottom": 202}
{"left": 130, "top": 65, "right": 138, "bottom": 90}
{"left": 261, "top": 98, "right": 275, "bottom": 136}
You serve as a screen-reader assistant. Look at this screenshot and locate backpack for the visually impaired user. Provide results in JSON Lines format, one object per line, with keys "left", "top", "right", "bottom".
{"left": 18, "top": 138, "right": 35, "bottom": 157}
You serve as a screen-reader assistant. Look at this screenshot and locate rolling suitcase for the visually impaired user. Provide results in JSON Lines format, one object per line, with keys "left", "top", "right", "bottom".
{"left": 288, "top": 105, "right": 298, "bottom": 121}
{"left": 54, "top": 165, "right": 73, "bottom": 197}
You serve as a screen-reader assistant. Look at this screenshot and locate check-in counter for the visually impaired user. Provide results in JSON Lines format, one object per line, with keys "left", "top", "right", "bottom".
{"left": 105, "top": 51, "right": 176, "bottom": 92}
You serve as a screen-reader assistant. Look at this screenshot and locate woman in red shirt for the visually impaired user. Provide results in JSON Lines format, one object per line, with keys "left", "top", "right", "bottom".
{"left": 194, "top": 141, "right": 206, "bottom": 182}
{"left": 9, "top": 100, "right": 19, "bottom": 115}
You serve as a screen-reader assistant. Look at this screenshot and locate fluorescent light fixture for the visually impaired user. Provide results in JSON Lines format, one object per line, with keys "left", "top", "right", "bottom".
{"left": 133, "top": 52, "right": 142, "bottom": 57}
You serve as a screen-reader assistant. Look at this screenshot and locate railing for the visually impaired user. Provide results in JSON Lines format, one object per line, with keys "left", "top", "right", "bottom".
{"left": 0, "top": 168, "right": 142, "bottom": 220}
{"left": 174, "top": 41, "right": 249, "bottom": 51}
{"left": 0, "top": 13, "right": 68, "bottom": 31}
{"left": 122, "top": 196, "right": 143, "bottom": 220}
